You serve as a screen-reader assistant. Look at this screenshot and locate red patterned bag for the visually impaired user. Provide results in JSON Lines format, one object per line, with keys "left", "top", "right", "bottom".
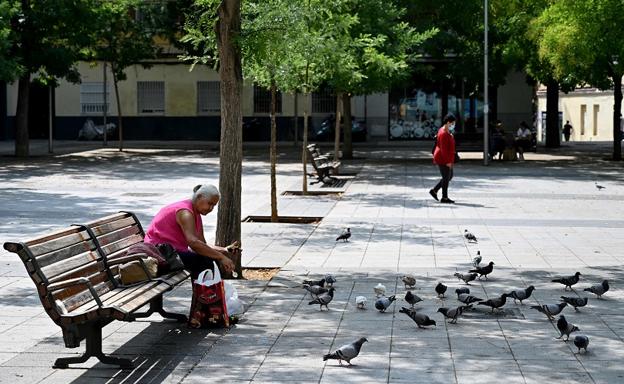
{"left": 188, "top": 262, "right": 230, "bottom": 328}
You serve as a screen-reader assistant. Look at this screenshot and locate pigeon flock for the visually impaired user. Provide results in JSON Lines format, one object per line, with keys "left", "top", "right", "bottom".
{"left": 307, "top": 227, "right": 611, "bottom": 365}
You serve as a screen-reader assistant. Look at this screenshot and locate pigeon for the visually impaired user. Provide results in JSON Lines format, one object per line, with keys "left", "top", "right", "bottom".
{"left": 464, "top": 229, "right": 478, "bottom": 243}
{"left": 435, "top": 282, "right": 447, "bottom": 298}
{"left": 437, "top": 305, "right": 472, "bottom": 324}
{"left": 583, "top": 280, "right": 609, "bottom": 299}
{"left": 303, "top": 284, "right": 328, "bottom": 297}
{"left": 595, "top": 182, "right": 605, "bottom": 190}
{"left": 530, "top": 302, "right": 567, "bottom": 320}
{"left": 457, "top": 293, "right": 483, "bottom": 305}
{"left": 375, "top": 295, "right": 396, "bottom": 313}
{"left": 560, "top": 296, "right": 588, "bottom": 311}
{"left": 355, "top": 296, "right": 367, "bottom": 309}
{"left": 401, "top": 275, "right": 416, "bottom": 289}
{"left": 573, "top": 335, "right": 589, "bottom": 354}
{"left": 472, "top": 251, "right": 482, "bottom": 267}
{"left": 374, "top": 283, "right": 386, "bottom": 297}
{"left": 469, "top": 262, "right": 495, "bottom": 280}
{"left": 336, "top": 228, "right": 351, "bottom": 242}
{"left": 551, "top": 272, "right": 581, "bottom": 290}
{"left": 324, "top": 274, "right": 336, "bottom": 287}
{"left": 477, "top": 293, "right": 509, "bottom": 312}
{"left": 509, "top": 286, "right": 535, "bottom": 304}
{"left": 405, "top": 291, "right": 423, "bottom": 308}
{"left": 323, "top": 337, "right": 368, "bottom": 366}
{"left": 303, "top": 277, "right": 325, "bottom": 287}
{"left": 308, "top": 288, "right": 335, "bottom": 311}
{"left": 455, "top": 287, "right": 470, "bottom": 296}
{"left": 454, "top": 272, "right": 478, "bottom": 285}
{"left": 399, "top": 307, "right": 437, "bottom": 329}
{"left": 556, "top": 315, "right": 579, "bottom": 341}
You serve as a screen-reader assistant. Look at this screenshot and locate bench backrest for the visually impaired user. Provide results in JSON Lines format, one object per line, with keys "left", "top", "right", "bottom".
{"left": 2, "top": 212, "right": 145, "bottom": 323}
{"left": 306, "top": 145, "right": 326, "bottom": 173}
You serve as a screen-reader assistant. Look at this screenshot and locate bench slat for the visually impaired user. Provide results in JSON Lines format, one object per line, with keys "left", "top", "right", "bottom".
{"left": 83, "top": 212, "right": 131, "bottom": 229}
{"left": 90, "top": 216, "right": 137, "bottom": 237}
{"left": 100, "top": 234, "right": 144, "bottom": 257}
{"left": 37, "top": 241, "right": 97, "bottom": 268}
{"left": 28, "top": 230, "right": 91, "bottom": 257}
{"left": 41, "top": 250, "right": 100, "bottom": 280}
{"left": 96, "top": 226, "right": 141, "bottom": 248}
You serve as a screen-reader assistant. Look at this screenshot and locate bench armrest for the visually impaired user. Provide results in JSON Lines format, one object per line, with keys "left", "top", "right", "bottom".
{"left": 48, "top": 277, "right": 104, "bottom": 308}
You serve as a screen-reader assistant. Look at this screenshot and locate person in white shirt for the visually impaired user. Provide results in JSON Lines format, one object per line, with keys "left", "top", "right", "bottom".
{"left": 515, "top": 121, "right": 532, "bottom": 160}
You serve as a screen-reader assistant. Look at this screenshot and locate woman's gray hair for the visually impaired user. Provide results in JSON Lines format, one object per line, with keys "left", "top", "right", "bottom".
{"left": 192, "top": 184, "right": 220, "bottom": 201}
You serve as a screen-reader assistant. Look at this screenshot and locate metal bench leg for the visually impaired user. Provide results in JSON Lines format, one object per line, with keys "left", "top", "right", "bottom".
{"left": 131, "top": 296, "right": 187, "bottom": 322}
{"left": 54, "top": 325, "right": 133, "bottom": 369}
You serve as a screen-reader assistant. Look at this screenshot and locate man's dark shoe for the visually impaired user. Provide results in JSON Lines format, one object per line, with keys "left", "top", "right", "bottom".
{"left": 440, "top": 197, "right": 455, "bottom": 204}
{"left": 429, "top": 189, "right": 439, "bottom": 201}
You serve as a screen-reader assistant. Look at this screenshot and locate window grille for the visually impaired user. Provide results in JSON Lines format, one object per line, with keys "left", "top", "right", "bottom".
{"left": 253, "top": 85, "right": 282, "bottom": 114}
{"left": 312, "top": 89, "right": 336, "bottom": 114}
{"left": 137, "top": 81, "right": 165, "bottom": 114}
{"left": 197, "top": 81, "right": 221, "bottom": 114}
{"left": 80, "top": 82, "right": 110, "bottom": 114}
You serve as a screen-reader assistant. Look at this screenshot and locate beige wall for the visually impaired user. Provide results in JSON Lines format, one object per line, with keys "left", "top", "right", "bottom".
{"left": 537, "top": 88, "right": 618, "bottom": 141}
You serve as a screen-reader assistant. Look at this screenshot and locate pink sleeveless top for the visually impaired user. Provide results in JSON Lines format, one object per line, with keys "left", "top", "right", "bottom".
{"left": 144, "top": 199, "right": 202, "bottom": 252}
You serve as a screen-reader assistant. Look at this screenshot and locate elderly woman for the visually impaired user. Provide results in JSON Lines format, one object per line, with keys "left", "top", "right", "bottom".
{"left": 144, "top": 184, "right": 235, "bottom": 278}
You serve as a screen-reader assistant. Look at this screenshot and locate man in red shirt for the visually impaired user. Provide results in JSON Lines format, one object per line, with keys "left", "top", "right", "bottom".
{"left": 430, "top": 114, "right": 457, "bottom": 204}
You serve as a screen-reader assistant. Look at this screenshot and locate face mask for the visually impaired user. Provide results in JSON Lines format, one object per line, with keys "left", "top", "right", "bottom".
{"left": 448, "top": 122, "right": 456, "bottom": 132}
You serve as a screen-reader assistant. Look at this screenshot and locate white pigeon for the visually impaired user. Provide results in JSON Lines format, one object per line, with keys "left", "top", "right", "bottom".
{"left": 355, "top": 296, "right": 367, "bottom": 309}
{"left": 374, "top": 283, "right": 386, "bottom": 297}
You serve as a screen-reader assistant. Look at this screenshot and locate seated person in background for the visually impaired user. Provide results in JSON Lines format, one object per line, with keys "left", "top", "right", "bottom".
{"left": 490, "top": 121, "right": 506, "bottom": 160}
{"left": 515, "top": 121, "right": 532, "bottom": 160}
{"left": 144, "top": 184, "right": 236, "bottom": 279}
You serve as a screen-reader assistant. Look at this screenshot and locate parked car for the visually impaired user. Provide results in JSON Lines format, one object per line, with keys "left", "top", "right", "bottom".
{"left": 313, "top": 115, "right": 367, "bottom": 142}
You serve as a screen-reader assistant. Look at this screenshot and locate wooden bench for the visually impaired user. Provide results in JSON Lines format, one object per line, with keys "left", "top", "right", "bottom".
{"left": 2, "top": 211, "right": 190, "bottom": 369}
{"left": 306, "top": 144, "right": 341, "bottom": 185}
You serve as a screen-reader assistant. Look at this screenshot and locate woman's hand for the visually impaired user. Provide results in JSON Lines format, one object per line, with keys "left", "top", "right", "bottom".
{"left": 219, "top": 255, "right": 235, "bottom": 274}
{"left": 447, "top": 163, "right": 453, "bottom": 168}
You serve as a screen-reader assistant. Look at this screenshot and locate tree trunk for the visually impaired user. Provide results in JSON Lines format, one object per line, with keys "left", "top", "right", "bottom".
{"left": 14, "top": 75, "right": 30, "bottom": 157}
{"left": 489, "top": 85, "right": 498, "bottom": 124}
{"left": 545, "top": 80, "right": 560, "bottom": 148}
{"left": 112, "top": 68, "right": 124, "bottom": 152}
{"left": 293, "top": 91, "right": 299, "bottom": 146}
{"left": 302, "top": 92, "right": 309, "bottom": 194}
{"left": 215, "top": 0, "right": 243, "bottom": 278}
{"left": 612, "top": 74, "right": 622, "bottom": 161}
{"left": 334, "top": 92, "right": 342, "bottom": 162}
{"left": 270, "top": 80, "right": 278, "bottom": 222}
{"left": 342, "top": 93, "right": 353, "bottom": 159}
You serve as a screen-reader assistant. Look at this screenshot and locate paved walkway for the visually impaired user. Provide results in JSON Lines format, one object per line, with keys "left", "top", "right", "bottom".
{"left": 0, "top": 141, "right": 623, "bottom": 383}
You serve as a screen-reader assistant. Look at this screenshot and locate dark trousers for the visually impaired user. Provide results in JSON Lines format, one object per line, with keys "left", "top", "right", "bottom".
{"left": 433, "top": 165, "right": 453, "bottom": 198}
{"left": 178, "top": 251, "right": 215, "bottom": 280}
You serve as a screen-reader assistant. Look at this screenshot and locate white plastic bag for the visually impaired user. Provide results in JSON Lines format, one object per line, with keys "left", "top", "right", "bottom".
{"left": 224, "top": 281, "right": 245, "bottom": 315}
{"left": 195, "top": 262, "right": 221, "bottom": 286}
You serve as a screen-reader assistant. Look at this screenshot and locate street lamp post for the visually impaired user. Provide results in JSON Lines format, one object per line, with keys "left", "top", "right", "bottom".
{"left": 483, "top": 0, "right": 489, "bottom": 165}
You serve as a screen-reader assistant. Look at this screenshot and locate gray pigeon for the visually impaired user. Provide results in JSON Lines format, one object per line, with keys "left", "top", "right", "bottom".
{"left": 303, "top": 277, "right": 325, "bottom": 287}
{"left": 560, "top": 296, "right": 588, "bottom": 311}
{"left": 437, "top": 305, "right": 472, "bottom": 324}
{"left": 324, "top": 274, "right": 336, "bottom": 287}
{"left": 551, "top": 272, "right": 581, "bottom": 290}
{"left": 375, "top": 295, "right": 396, "bottom": 313}
{"left": 469, "top": 261, "right": 495, "bottom": 280}
{"left": 573, "top": 335, "right": 589, "bottom": 354}
{"left": 455, "top": 287, "right": 470, "bottom": 296}
{"left": 404, "top": 291, "right": 422, "bottom": 308}
{"left": 530, "top": 302, "right": 567, "bottom": 320}
{"left": 472, "top": 251, "right": 482, "bottom": 267}
{"left": 336, "top": 228, "right": 351, "bottom": 242}
{"left": 457, "top": 293, "right": 483, "bottom": 305}
{"left": 454, "top": 272, "right": 478, "bottom": 285}
{"left": 509, "top": 286, "right": 535, "bottom": 304}
{"left": 595, "top": 183, "right": 605, "bottom": 190}
{"left": 556, "top": 315, "right": 579, "bottom": 341}
{"left": 477, "top": 293, "right": 509, "bottom": 312}
{"left": 435, "top": 282, "right": 448, "bottom": 298}
{"left": 583, "top": 280, "right": 609, "bottom": 299}
{"left": 399, "top": 307, "right": 436, "bottom": 329}
{"left": 323, "top": 337, "right": 368, "bottom": 365}
{"left": 304, "top": 284, "right": 328, "bottom": 297}
{"left": 401, "top": 275, "right": 416, "bottom": 289}
{"left": 308, "top": 288, "right": 335, "bottom": 311}
{"left": 464, "top": 229, "right": 478, "bottom": 243}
